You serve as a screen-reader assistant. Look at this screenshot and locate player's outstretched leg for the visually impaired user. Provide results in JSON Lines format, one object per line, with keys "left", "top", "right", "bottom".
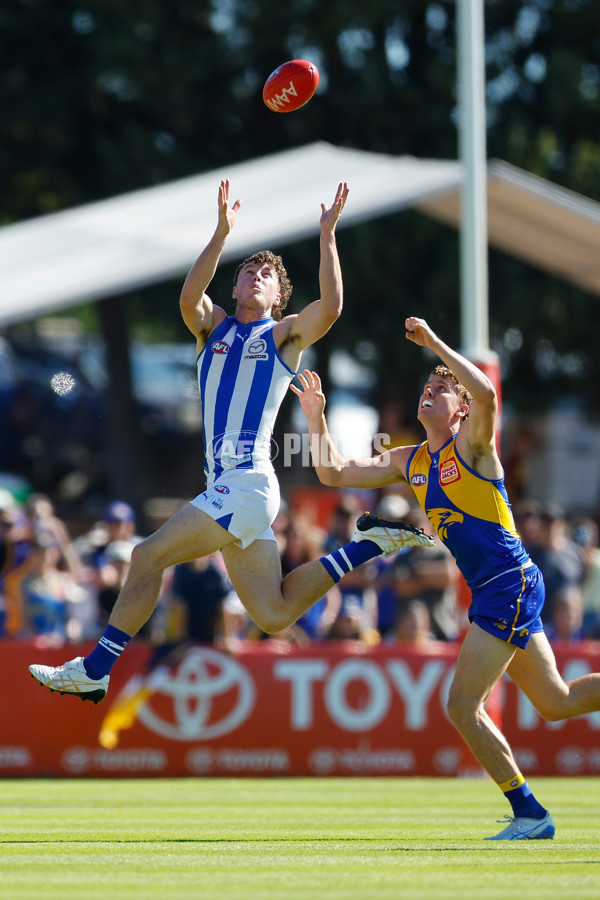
{"left": 317, "top": 511, "right": 434, "bottom": 589}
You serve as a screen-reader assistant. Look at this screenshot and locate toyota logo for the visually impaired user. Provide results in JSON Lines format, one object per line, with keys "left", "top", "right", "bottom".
{"left": 137, "top": 647, "right": 255, "bottom": 741}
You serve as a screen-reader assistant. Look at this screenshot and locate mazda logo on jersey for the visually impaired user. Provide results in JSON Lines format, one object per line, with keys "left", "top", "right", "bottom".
{"left": 244, "top": 338, "right": 268, "bottom": 360}
{"left": 212, "top": 340, "right": 230, "bottom": 354}
{"left": 248, "top": 338, "right": 267, "bottom": 354}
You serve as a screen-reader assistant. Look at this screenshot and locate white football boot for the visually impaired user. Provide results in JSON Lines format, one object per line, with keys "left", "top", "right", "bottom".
{"left": 352, "top": 512, "right": 435, "bottom": 558}
{"left": 485, "top": 812, "right": 555, "bottom": 841}
{"left": 28, "top": 657, "right": 109, "bottom": 704}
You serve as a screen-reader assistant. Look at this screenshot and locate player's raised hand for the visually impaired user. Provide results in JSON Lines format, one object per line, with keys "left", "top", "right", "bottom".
{"left": 217, "top": 179, "right": 242, "bottom": 235}
{"left": 405, "top": 316, "right": 437, "bottom": 348}
{"left": 320, "top": 182, "right": 349, "bottom": 232}
{"left": 290, "top": 370, "right": 326, "bottom": 418}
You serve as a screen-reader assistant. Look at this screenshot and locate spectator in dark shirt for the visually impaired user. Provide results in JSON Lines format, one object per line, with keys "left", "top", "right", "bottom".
{"left": 528, "top": 505, "right": 584, "bottom": 620}
{"left": 544, "top": 585, "right": 584, "bottom": 643}
{"left": 170, "top": 554, "right": 231, "bottom": 643}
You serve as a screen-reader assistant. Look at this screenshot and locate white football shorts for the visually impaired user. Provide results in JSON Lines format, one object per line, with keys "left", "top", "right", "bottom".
{"left": 190, "top": 467, "right": 279, "bottom": 549}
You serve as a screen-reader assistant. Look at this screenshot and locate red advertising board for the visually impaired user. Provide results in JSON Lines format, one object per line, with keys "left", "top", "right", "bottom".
{"left": 2, "top": 640, "right": 599, "bottom": 778}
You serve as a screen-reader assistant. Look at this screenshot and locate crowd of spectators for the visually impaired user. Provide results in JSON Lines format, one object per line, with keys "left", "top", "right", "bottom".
{"left": 513, "top": 500, "right": 600, "bottom": 641}
{"left": 0, "top": 493, "right": 142, "bottom": 645}
{"left": 1, "top": 485, "right": 599, "bottom": 650}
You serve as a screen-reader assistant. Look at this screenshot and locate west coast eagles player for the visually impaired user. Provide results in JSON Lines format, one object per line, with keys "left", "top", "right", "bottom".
{"left": 293, "top": 316, "right": 600, "bottom": 841}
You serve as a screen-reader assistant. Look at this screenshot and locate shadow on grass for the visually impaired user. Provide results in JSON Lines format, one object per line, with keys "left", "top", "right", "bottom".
{"left": 2, "top": 838, "right": 599, "bottom": 857}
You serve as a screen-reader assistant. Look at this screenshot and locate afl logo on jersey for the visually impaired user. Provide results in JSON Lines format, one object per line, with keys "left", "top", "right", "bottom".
{"left": 212, "top": 340, "right": 230, "bottom": 354}
{"left": 411, "top": 473, "right": 427, "bottom": 487}
{"left": 214, "top": 484, "right": 230, "bottom": 494}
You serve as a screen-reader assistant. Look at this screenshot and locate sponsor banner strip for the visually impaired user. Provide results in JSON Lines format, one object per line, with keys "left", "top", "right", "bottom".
{"left": 5, "top": 641, "right": 600, "bottom": 777}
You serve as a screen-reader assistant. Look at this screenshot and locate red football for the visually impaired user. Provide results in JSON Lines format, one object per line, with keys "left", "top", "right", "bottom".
{"left": 263, "top": 59, "right": 319, "bottom": 113}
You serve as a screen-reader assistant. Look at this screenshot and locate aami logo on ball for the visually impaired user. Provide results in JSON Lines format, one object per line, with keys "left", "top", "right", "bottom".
{"left": 212, "top": 341, "right": 230, "bottom": 354}
{"left": 265, "top": 81, "right": 298, "bottom": 112}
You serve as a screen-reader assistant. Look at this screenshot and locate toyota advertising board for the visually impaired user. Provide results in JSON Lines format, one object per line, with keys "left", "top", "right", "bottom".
{"left": 2, "top": 641, "right": 600, "bottom": 777}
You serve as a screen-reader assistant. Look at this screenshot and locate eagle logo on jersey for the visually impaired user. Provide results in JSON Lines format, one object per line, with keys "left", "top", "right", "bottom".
{"left": 428, "top": 507, "right": 464, "bottom": 540}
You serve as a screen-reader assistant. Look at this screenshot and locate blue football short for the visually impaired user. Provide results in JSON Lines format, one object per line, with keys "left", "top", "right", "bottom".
{"left": 469, "top": 562, "right": 545, "bottom": 649}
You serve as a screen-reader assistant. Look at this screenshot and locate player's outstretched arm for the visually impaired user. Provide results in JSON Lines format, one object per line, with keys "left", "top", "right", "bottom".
{"left": 285, "top": 183, "right": 349, "bottom": 351}
{"left": 405, "top": 316, "right": 498, "bottom": 452}
{"left": 290, "top": 369, "right": 407, "bottom": 489}
{"left": 179, "top": 180, "right": 241, "bottom": 342}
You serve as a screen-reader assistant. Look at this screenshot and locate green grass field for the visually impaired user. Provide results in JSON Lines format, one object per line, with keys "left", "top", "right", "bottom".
{"left": 0, "top": 777, "right": 598, "bottom": 899}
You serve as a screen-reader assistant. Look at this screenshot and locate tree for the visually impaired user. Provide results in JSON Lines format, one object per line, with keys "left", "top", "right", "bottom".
{"left": 3, "top": 0, "right": 600, "bottom": 505}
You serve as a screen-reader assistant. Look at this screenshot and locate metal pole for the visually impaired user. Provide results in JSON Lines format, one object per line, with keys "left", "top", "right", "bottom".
{"left": 457, "top": 0, "right": 490, "bottom": 359}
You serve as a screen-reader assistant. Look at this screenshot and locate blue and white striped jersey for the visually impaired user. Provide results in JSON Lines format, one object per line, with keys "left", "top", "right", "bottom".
{"left": 197, "top": 316, "right": 296, "bottom": 482}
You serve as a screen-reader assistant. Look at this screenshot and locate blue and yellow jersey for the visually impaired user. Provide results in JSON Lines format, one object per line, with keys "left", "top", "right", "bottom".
{"left": 406, "top": 435, "right": 530, "bottom": 590}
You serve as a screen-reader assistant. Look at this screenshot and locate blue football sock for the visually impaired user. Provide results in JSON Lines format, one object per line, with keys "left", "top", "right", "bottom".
{"left": 501, "top": 775, "right": 547, "bottom": 820}
{"left": 320, "top": 539, "right": 383, "bottom": 583}
{"left": 83, "top": 625, "right": 132, "bottom": 679}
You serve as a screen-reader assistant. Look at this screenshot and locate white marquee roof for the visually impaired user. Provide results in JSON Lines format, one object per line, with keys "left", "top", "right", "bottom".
{"left": 418, "top": 158, "right": 600, "bottom": 297}
{"left": 2, "top": 141, "right": 600, "bottom": 326}
{"left": 0, "top": 143, "right": 461, "bottom": 325}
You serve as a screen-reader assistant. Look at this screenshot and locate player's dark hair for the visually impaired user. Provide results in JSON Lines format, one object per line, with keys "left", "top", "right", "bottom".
{"left": 429, "top": 365, "right": 473, "bottom": 418}
{"left": 233, "top": 250, "right": 292, "bottom": 321}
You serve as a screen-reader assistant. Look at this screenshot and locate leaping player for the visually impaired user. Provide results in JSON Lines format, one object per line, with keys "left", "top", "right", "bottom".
{"left": 29, "top": 181, "right": 432, "bottom": 705}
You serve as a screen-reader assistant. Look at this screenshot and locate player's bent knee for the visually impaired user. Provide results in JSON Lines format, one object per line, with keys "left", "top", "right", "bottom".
{"left": 527, "top": 688, "right": 572, "bottom": 722}
{"left": 446, "top": 687, "right": 481, "bottom": 730}
{"left": 541, "top": 710, "right": 564, "bottom": 723}
{"left": 446, "top": 689, "right": 465, "bottom": 727}
{"left": 129, "top": 538, "right": 163, "bottom": 574}
{"left": 247, "top": 602, "right": 294, "bottom": 635}
{"left": 535, "top": 701, "right": 567, "bottom": 723}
